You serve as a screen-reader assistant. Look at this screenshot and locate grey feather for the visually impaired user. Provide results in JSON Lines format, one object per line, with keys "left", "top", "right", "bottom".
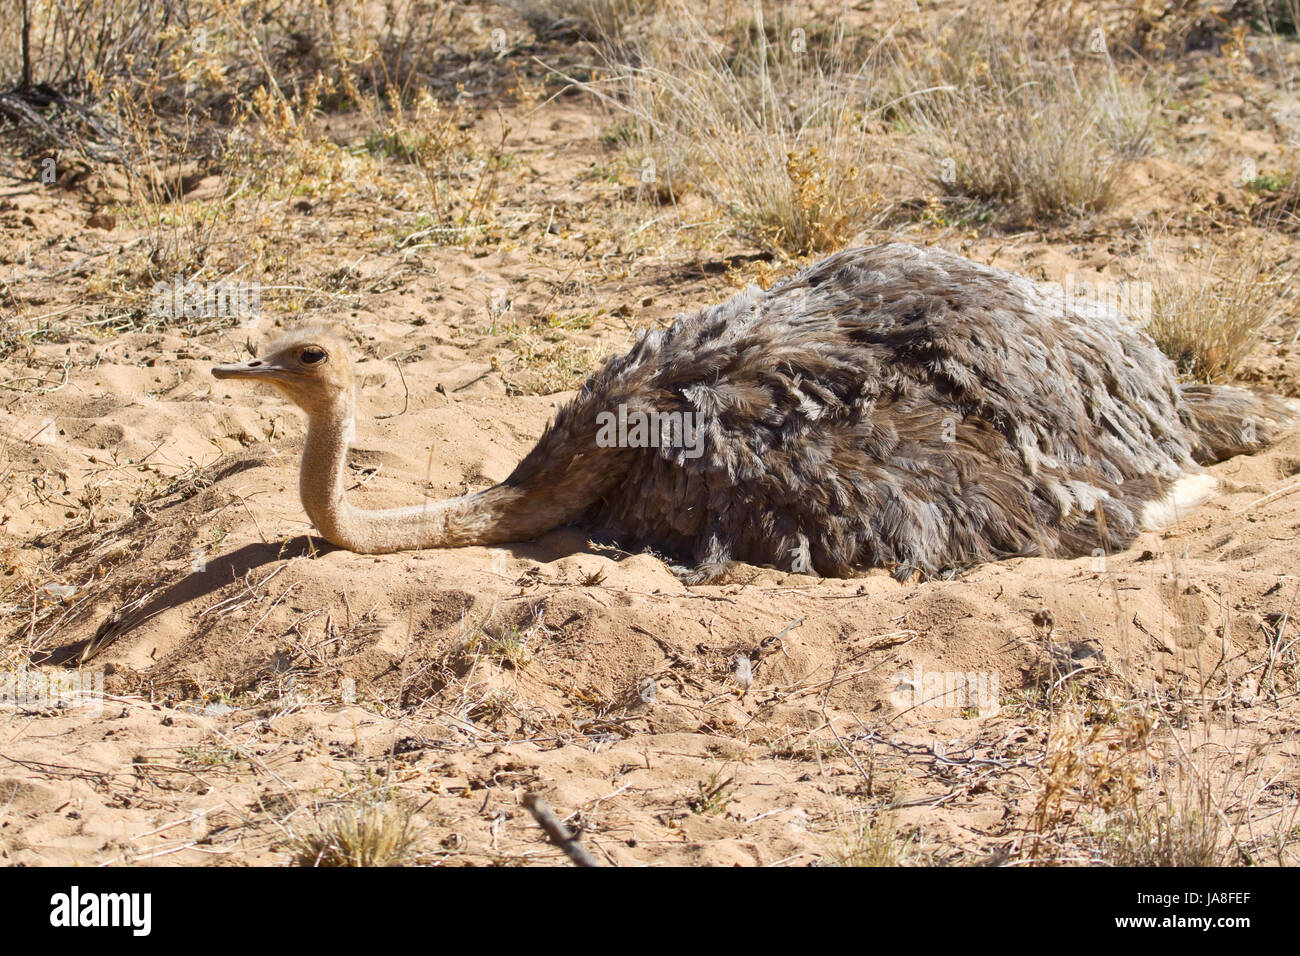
{"left": 502, "top": 244, "right": 1298, "bottom": 582}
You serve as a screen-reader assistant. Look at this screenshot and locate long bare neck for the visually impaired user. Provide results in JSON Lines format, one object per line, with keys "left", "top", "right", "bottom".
{"left": 297, "top": 397, "right": 612, "bottom": 554}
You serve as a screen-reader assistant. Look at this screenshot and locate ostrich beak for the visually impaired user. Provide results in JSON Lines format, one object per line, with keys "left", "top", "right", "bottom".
{"left": 212, "top": 355, "right": 292, "bottom": 383}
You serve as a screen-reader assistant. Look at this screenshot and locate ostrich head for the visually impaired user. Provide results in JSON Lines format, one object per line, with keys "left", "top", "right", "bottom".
{"left": 212, "top": 326, "right": 355, "bottom": 419}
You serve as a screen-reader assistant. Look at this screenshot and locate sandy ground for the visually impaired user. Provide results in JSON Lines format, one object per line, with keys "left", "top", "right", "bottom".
{"left": 2, "top": 3, "right": 1300, "bottom": 866}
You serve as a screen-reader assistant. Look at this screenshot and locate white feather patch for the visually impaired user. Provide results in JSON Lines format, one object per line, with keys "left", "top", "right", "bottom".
{"left": 1140, "top": 473, "right": 1218, "bottom": 530}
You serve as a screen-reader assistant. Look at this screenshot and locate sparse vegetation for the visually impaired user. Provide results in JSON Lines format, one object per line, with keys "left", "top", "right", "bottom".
{"left": 687, "top": 770, "right": 735, "bottom": 815}
{"left": 291, "top": 795, "right": 421, "bottom": 867}
{"left": 1, "top": 0, "right": 470, "bottom": 107}
{"left": 826, "top": 811, "right": 913, "bottom": 867}
{"left": 596, "top": 3, "right": 894, "bottom": 254}
{"left": 1090, "top": 799, "right": 1224, "bottom": 867}
{"left": 903, "top": 8, "right": 1161, "bottom": 223}
{"left": 495, "top": 321, "right": 607, "bottom": 395}
{"left": 177, "top": 742, "right": 240, "bottom": 766}
{"left": 1142, "top": 239, "right": 1296, "bottom": 381}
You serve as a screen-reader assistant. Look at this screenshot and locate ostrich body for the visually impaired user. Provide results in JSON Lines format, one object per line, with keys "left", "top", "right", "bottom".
{"left": 213, "top": 243, "right": 1299, "bottom": 581}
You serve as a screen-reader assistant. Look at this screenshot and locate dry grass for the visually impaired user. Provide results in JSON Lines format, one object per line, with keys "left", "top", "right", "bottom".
{"left": 826, "top": 810, "right": 912, "bottom": 867}
{"left": 504, "top": 0, "right": 660, "bottom": 43}
{"left": 597, "top": 1, "right": 1160, "bottom": 246}
{"left": 1, "top": 0, "right": 208, "bottom": 90}
{"left": 290, "top": 792, "right": 421, "bottom": 867}
{"left": 1089, "top": 792, "right": 1224, "bottom": 867}
{"left": 2, "top": 0, "right": 470, "bottom": 106}
{"left": 374, "top": 94, "right": 511, "bottom": 249}
{"left": 102, "top": 86, "right": 252, "bottom": 299}
{"left": 1082, "top": 728, "right": 1285, "bottom": 867}
{"left": 80, "top": 82, "right": 335, "bottom": 332}
{"left": 1021, "top": 688, "right": 1298, "bottom": 867}
{"left": 78, "top": 68, "right": 498, "bottom": 332}
{"left": 482, "top": 601, "right": 552, "bottom": 670}
{"left": 595, "top": 3, "right": 894, "bottom": 255}
{"left": 1026, "top": 700, "right": 1158, "bottom": 864}
{"left": 903, "top": 8, "right": 1160, "bottom": 224}
{"left": 495, "top": 322, "right": 607, "bottom": 395}
{"left": 3, "top": 0, "right": 488, "bottom": 317}
{"left": 1141, "top": 239, "right": 1297, "bottom": 382}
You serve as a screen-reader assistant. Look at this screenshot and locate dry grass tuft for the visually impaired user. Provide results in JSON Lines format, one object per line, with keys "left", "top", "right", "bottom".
{"left": 106, "top": 85, "right": 253, "bottom": 295}
{"left": 291, "top": 796, "right": 420, "bottom": 867}
{"left": 596, "top": 3, "right": 894, "bottom": 255}
{"left": 826, "top": 810, "right": 913, "bottom": 867}
{"left": 904, "top": 8, "right": 1160, "bottom": 223}
{"left": 494, "top": 322, "right": 607, "bottom": 396}
{"left": 821, "top": 801, "right": 915, "bottom": 868}
{"left": 1089, "top": 793, "right": 1223, "bottom": 867}
{"left": 2, "top": 0, "right": 470, "bottom": 109}
{"left": 1023, "top": 694, "right": 1289, "bottom": 866}
{"left": 366, "top": 89, "right": 509, "bottom": 248}
{"left": 1141, "top": 240, "right": 1297, "bottom": 382}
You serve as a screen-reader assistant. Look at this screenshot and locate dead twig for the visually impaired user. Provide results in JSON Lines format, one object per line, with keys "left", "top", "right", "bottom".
{"left": 375, "top": 355, "right": 411, "bottom": 420}
{"left": 522, "top": 793, "right": 602, "bottom": 867}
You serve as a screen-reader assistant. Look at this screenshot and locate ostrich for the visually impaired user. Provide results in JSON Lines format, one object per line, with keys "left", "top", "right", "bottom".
{"left": 212, "top": 243, "right": 1299, "bottom": 582}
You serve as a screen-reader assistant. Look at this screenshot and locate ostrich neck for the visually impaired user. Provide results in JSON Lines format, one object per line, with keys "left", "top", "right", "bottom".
{"left": 297, "top": 401, "right": 599, "bottom": 554}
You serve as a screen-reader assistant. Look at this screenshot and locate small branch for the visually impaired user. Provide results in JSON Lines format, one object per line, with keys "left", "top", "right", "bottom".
{"left": 522, "top": 793, "right": 602, "bottom": 867}
{"left": 375, "top": 355, "right": 410, "bottom": 420}
{"left": 1236, "top": 479, "right": 1300, "bottom": 515}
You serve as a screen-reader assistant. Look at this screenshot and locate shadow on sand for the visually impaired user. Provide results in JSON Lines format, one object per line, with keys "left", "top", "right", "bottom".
{"left": 37, "top": 529, "right": 625, "bottom": 668}
{"left": 38, "top": 536, "right": 323, "bottom": 667}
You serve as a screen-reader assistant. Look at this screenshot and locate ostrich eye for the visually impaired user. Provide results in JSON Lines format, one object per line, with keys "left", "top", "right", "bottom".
{"left": 300, "top": 347, "right": 327, "bottom": 366}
